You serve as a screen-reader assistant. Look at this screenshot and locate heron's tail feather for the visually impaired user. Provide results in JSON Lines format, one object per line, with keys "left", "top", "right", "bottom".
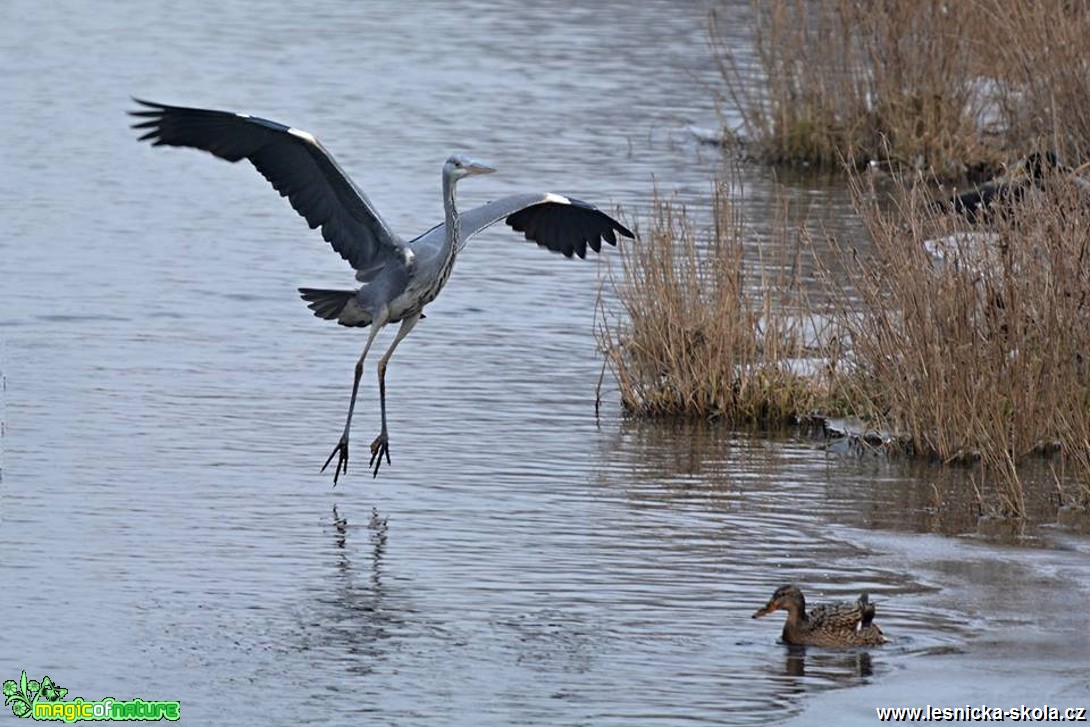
{"left": 298, "top": 288, "right": 372, "bottom": 327}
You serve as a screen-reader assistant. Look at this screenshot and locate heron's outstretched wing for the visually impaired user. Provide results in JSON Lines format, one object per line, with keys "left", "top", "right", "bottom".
{"left": 129, "top": 99, "right": 405, "bottom": 273}
{"left": 454, "top": 193, "right": 634, "bottom": 259}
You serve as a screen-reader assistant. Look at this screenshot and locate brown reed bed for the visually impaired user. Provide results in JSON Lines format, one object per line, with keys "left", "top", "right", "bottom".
{"left": 979, "top": 0, "right": 1090, "bottom": 166}
{"left": 713, "top": 0, "right": 1090, "bottom": 179}
{"left": 822, "top": 166, "right": 1090, "bottom": 515}
{"left": 599, "top": 163, "right": 1090, "bottom": 518}
{"left": 596, "top": 183, "right": 838, "bottom": 424}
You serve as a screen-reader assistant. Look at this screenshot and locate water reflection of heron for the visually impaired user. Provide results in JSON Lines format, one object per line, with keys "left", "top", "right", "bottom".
{"left": 330, "top": 505, "right": 388, "bottom": 586}
{"left": 307, "top": 504, "right": 407, "bottom": 678}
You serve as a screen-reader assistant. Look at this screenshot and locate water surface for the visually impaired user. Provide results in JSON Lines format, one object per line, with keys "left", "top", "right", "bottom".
{"left": 2, "top": 1, "right": 1087, "bottom": 724}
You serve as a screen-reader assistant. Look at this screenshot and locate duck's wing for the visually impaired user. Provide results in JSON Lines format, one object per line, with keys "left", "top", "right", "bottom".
{"left": 809, "top": 594, "right": 873, "bottom": 631}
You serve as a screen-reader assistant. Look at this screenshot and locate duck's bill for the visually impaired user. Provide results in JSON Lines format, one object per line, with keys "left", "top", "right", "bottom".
{"left": 752, "top": 604, "right": 779, "bottom": 619}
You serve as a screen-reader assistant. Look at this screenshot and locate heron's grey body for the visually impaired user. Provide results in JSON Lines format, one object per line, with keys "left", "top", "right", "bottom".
{"left": 130, "top": 99, "right": 633, "bottom": 482}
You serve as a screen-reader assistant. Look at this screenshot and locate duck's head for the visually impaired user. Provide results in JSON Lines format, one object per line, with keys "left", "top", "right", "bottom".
{"left": 752, "top": 584, "right": 806, "bottom": 619}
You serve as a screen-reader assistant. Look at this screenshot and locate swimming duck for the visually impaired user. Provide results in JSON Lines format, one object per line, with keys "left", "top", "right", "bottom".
{"left": 752, "top": 584, "right": 889, "bottom": 647}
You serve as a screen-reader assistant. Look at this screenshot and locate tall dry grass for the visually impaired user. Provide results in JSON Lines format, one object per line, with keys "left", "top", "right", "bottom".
{"left": 600, "top": 166, "right": 1090, "bottom": 516}
{"left": 596, "top": 184, "right": 831, "bottom": 423}
{"left": 820, "top": 168, "right": 1090, "bottom": 515}
{"left": 602, "top": 0, "right": 1090, "bottom": 515}
{"left": 714, "top": 0, "right": 1090, "bottom": 178}
{"left": 980, "top": 0, "right": 1090, "bottom": 165}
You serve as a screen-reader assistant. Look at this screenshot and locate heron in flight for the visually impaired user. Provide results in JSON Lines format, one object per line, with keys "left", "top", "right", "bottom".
{"left": 129, "top": 99, "right": 632, "bottom": 482}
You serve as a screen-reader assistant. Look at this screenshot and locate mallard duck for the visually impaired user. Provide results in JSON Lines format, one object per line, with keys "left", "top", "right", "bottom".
{"left": 752, "top": 584, "right": 889, "bottom": 647}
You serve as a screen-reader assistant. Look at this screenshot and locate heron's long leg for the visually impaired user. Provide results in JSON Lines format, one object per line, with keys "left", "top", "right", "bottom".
{"left": 369, "top": 312, "right": 421, "bottom": 477}
{"left": 322, "top": 313, "right": 387, "bottom": 484}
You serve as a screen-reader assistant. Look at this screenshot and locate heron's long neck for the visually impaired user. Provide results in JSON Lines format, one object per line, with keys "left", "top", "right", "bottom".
{"left": 442, "top": 173, "right": 460, "bottom": 270}
{"left": 426, "top": 173, "right": 459, "bottom": 302}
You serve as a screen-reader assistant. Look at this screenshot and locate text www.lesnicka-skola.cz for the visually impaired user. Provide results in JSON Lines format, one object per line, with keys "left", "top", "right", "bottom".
{"left": 876, "top": 705, "right": 1087, "bottom": 722}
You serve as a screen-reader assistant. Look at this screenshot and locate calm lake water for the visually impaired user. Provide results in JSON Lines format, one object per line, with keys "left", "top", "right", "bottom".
{"left": 2, "top": 1, "right": 1088, "bottom": 724}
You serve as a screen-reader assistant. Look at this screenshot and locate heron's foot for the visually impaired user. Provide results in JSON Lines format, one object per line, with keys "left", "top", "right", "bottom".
{"left": 369, "top": 431, "right": 391, "bottom": 478}
{"left": 321, "top": 435, "right": 350, "bottom": 485}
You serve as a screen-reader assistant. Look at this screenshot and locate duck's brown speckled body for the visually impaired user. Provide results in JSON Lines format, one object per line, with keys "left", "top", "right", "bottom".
{"left": 752, "top": 584, "right": 889, "bottom": 648}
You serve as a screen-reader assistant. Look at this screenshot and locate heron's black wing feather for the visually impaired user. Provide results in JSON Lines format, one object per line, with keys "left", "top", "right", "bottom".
{"left": 452, "top": 193, "right": 633, "bottom": 258}
{"left": 130, "top": 99, "right": 404, "bottom": 271}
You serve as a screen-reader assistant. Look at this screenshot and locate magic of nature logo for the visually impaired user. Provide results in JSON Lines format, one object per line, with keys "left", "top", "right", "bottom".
{"left": 4, "top": 671, "right": 179, "bottom": 722}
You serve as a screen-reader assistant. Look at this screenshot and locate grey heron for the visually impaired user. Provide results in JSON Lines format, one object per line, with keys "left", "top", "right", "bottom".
{"left": 129, "top": 99, "right": 633, "bottom": 482}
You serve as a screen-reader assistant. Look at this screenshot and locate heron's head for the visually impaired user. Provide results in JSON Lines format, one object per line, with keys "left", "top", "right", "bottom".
{"left": 444, "top": 154, "right": 496, "bottom": 182}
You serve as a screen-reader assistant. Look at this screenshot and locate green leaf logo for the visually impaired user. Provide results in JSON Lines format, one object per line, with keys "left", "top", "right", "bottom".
{"left": 4, "top": 671, "right": 67, "bottom": 718}
{"left": 4, "top": 671, "right": 33, "bottom": 719}
{"left": 4, "top": 673, "right": 179, "bottom": 720}
{"left": 38, "top": 676, "right": 67, "bottom": 703}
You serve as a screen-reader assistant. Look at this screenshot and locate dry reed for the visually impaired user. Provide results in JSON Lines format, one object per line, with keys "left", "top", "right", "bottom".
{"left": 821, "top": 167, "right": 1090, "bottom": 515}
{"left": 979, "top": 0, "right": 1090, "bottom": 165}
{"left": 598, "top": 0, "right": 1090, "bottom": 516}
{"left": 600, "top": 167, "right": 1090, "bottom": 516}
{"left": 597, "top": 184, "right": 827, "bottom": 424}
{"left": 714, "top": 0, "right": 1090, "bottom": 178}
